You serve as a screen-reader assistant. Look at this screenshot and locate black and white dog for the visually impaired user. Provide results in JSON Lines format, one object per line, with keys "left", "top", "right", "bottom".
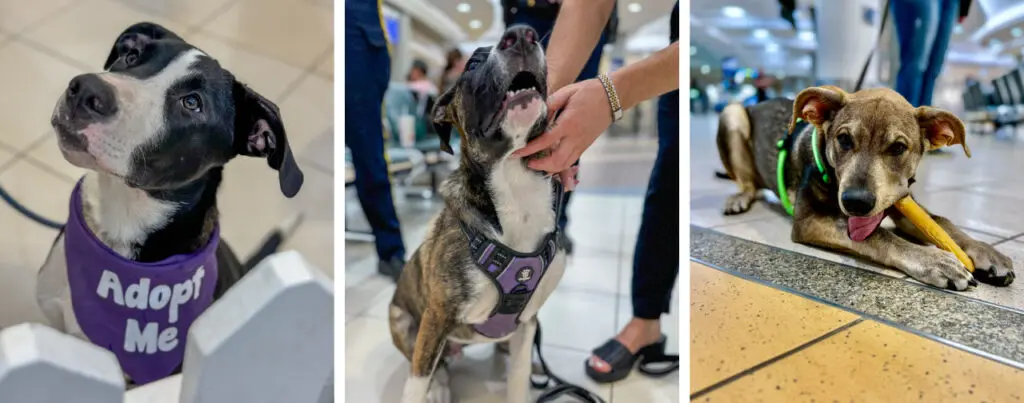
{"left": 35, "top": 22, "right": 303, "bottom": 384}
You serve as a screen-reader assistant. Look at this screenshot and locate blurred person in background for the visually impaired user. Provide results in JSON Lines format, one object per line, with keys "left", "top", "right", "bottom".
{"left": 515, "top": 0, "right": 680, "bottom": 384}
{"left": 501, "top": 0, "right": 618, "bottom": 253}
{"left": 345, "top": 1, "right": 406, "bottom": 281}
{"left": 891, "top": 0, "right": 971, "bottom": 153}
{"left": 406, "top": 59, "right": 438, "bottom": 97}
{"left": 440, "top": 48, "right": 465, "bottom": 93}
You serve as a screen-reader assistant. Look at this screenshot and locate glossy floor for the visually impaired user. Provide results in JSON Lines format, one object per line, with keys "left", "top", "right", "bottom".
{"left": 0, "top": 0, "right": 332, "bottom": 327}
{"left": 690, "top": 262, "right": 1024, "bottom": 401}
{"left": 344, "top": 134, "right": 681, "bottom": 402}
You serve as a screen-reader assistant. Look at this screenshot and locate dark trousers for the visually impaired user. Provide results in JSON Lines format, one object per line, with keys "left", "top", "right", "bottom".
{"left": 509, "top": 12, "right": 607, "bottom": 232}
{"left": 891, "top": 0, "right": 958, "bottom": 107}
{"left": 632, "top": 91, "right": 679, "bottom": 319}
{"left": 345, "top": 3, "right": 405, "bottom": 261}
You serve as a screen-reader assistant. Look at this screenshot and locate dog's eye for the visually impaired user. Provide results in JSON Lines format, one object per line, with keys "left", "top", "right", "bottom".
{"left": 836, "top": 133, "right": 854, "bottom": 151}
{"left": 124, "top": 50, "right": 140, "bottom": 67}
{"left": 888, "top": 142, "right": 907, "bottom": 156}
{"left": 181, "top": 94, "right": 202, "bottom": 112}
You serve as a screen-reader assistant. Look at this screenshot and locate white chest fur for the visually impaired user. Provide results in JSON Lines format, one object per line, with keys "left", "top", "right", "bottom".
{"left": 81, "top": 173, "right": 178, "bottom": 259}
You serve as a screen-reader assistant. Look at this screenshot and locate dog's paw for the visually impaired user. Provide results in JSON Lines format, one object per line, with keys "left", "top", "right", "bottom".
{"left": 905, "top": 248, "right": 976, "bottom": 291}
{"left": 427, "top": 367, "right": 452, "bottom": 403}
{"left": 723, "top": 192, "right": 755, "bottom": 215}
{"left": 964, "top": 241, "right": 1016, "bottom": 286}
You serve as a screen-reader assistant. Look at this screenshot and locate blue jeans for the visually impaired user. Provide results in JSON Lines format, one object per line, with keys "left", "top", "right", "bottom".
{"left": 510, "top": 12, "right": 607, "bottom": 232}
{"left": 891, "top": 0, "right": 959, "bottom": 107}
{"left": 632, "top": 91, "right": 679, "bottom": 319}
{"left": 345, "top": 1, "right": 405, "bottom": 262}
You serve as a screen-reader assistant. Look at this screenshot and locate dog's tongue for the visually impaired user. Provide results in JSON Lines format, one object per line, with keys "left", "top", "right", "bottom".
{"left": 848, "top": 213, "right": 885, "bottom": 242}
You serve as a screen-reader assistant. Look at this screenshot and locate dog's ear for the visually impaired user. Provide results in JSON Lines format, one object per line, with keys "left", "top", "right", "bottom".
{"left": 232, "top": 80, "right": 304, "bottom": 198}
{"left": 105, "top": 22, "right": 184, "bottom": 69}
{"left": 792, "top": 86, "right": 847, "bottom": 131}
{"left": 916, "top": 106, "right": 970, "bottom": 157}
{"left": 431, "top": 89, "right": 457, "bottom": 155}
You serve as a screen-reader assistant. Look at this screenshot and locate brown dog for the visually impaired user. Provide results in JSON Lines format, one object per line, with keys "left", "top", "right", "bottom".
{"left": 716, "top": 86, "right": 1014, "bottom": 290}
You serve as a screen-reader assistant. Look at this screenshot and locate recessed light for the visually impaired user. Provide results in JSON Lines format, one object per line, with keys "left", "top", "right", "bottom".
{"left": 722, "top": 6, "right": 745, "bottom": 18}
{"left": 690, "top": 46, "right": 697, "bottom": 56}
{"left": 457, "top": 2, "right": 471, "bottom": 13}
{"left": 628, "top": 2, "right": 642, "bottom": 13}
{"left": 469, "top": 19, "right": 482, "bottom": 29}
{"left": 701, "top": 65, "right": 711, "bottom": 74}
{"left": 798, "top": 31, "right": 814, "bottom": 41}
{"left": 753, "top": 29, "right": 769, "bottom": 39}
{"left": 1013, "top": 27, "right": 1022, "bottom": 38}
{"left": 766, "top": 43, "right": 780, "bottom": 52}
{"left": 953, "top": 24, "right": 963, "bottom": 34}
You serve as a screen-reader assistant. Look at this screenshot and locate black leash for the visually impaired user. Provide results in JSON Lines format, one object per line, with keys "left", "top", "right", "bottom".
{"left": 853, "top": 0, "right": 892, "bottom": 92}
{"left": 0, "top": 185, "right": 63, "bottom": 229}
{"left": 530, "top": 322, "right": 606, "bottom": 403}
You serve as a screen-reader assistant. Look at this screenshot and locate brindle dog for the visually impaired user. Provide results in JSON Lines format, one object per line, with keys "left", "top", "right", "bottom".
{"left": 716, "top": 86, "right": 1014, "bottom": 290}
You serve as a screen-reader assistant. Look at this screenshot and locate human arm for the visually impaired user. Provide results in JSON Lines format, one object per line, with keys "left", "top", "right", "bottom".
{"left": 544, "top": 0, "right": 616, "bottom": 94}
{"left": 513, "top": 42, "right": 680, "bottom": 173}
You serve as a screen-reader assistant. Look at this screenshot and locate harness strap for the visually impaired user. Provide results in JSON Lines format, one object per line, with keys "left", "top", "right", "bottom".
{"left": 776, "top": 118, "right": 828, "bottom": 216}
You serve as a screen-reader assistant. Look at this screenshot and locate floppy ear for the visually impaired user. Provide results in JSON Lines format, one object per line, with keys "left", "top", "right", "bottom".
{"left": 916, "top": 106, "right": 970, "bottom": 157}
{"left": 232, "top": 80, "right": 304, "bottom": 198}
{"left": 104, "top": 22, "right": 185, "bottom": 69}
{"left": 791, "top": 86, "right": 847, "bottom": 132}
{"left": 431, "top": 89, "right": 457, "bottom": 155}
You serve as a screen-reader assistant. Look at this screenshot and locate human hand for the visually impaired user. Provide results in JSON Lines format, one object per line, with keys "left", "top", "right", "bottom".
{"left": 512, "top": 78, "right": 613, "bottom": 173}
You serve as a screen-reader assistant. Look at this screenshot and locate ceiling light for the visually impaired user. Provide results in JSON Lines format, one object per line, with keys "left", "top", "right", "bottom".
{"left": 1014, "top": 27, "right": 1023, "bottom": 38}
{"left": 722, "top": 6, "right": 745, "bottom": 18}
{"left": 628, "top": 2, "right": 642, "bottom": 13}
{"left": 765, "top": 43, "right": 780, "bottom": 52}
{"left": 798, "top": 31, "right": 814, "bottom": 41}
{"left": 469, "top": 19, "right": 482, "bottom": 29}
{"left": 690, "top": 46, "right": 697, "bottom": 56}
{"left": 701, "top": 65, "right": 711, "bottom": 74}
{"left": 753, "top": 29, "right": 769, "bottom": 39}
{"left": 456, "top": 2, "right": 471, "bottom": 13}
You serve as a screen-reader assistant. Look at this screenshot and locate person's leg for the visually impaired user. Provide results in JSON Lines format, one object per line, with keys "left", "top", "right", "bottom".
{"left": 891, "top": 0, "right": 937, "bottom": 107}
{"left": 345, "top": 18, "right": 406, "bottom": 278}
{"left": 588, "top": 90, "right": 679, "bottom": 374}
{"left": 918, "top": 0, "right": 959, "bottom": 106}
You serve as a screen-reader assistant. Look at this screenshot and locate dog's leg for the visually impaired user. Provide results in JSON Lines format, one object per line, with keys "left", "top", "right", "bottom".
{"left": 716, "top": 105, "right": 760, "bottom": 215}
{"left": 506, "top": 317, "right": 537, "bottom": 403}
{"left": 890, "top": 209, "right": 1015, "bottom": 286}
{"left": 389, "top": 304, "right": 417, "bottom": 361}
{"left": 792, "top": 213, "right": 975, "bottom": 290}
{"left": 401, "top": 308, "right": 452, "bottom": 403}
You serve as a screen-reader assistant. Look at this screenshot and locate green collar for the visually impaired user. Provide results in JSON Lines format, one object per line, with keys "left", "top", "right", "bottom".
{"left": 777, "top": 118, "right": 829, "bottom": 216}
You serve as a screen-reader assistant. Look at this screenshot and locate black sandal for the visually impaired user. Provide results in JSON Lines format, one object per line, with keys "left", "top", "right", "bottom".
{"left": 584, "top": 335, "right": 679, "bottom": 384}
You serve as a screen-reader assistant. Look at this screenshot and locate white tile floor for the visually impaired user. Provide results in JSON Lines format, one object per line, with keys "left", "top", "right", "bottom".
{"left": 690, "top": 112, "right": 1024, "bottom": 313}
{"left": 0, "top": 0, "right": 333, "bottom": 328}
{"left": 344, "top": 135, "right": 680, "bottom": 402}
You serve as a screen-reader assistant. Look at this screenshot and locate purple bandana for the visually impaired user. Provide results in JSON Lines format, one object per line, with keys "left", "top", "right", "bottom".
{"left": 64, "top": 180, "right": 219, "bottom": 384}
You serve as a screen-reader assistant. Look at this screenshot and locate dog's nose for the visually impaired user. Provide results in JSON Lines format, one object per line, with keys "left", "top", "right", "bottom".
{"left": 67, "top": 74, "right": 117, "bottom": 119}
{"left": 498, "top": 26, "right": 538, "bottom": 51}
{"left": 841, "top": 189, "right": 877, "bottom": 216}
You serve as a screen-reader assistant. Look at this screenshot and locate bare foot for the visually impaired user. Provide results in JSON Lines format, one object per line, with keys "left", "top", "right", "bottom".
{"left": 587, "top": 318, "right": 662, "bottom": 373}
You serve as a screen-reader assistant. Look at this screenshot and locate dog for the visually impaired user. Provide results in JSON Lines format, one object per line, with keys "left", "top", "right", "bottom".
{"left": 388, "top": 25, "right": 567, "bottom": 403}
{"left": 34, "top": 22, "right": 304, "bottom": 385}
{"left": 716, "top": 86, "right": 1014, "bottom": 290}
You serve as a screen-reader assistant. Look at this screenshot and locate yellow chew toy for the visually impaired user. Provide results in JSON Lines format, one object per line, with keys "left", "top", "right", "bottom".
{"left": 893, "top": 196, "right": 974, "bottom": 272}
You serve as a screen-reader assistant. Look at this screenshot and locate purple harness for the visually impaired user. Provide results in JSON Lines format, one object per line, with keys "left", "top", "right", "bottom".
{"left": 63, "top": 180, "right": 219, "bottom": 384}
{"left": 466, "top": 180, "right": 563, "bottom": 338}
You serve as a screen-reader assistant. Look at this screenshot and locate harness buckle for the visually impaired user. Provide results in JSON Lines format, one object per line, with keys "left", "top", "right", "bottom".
{"left": 496, "top": 288, "right": 532, "bottom": 314}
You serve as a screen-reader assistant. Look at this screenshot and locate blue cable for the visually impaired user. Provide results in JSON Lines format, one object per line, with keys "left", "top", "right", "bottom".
{"left": 0, "top": 185, "right": 64, "bottom": 230}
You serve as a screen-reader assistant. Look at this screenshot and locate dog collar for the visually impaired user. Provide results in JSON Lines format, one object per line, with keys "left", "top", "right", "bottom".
{"left": 461, "top": 180, "right": 564, "bottom": 338}
{"left": 63, "top": 179, "right": 220, "bottom": 384}
{"left": 776, "top": 118, "right": 829, "bottom": 216}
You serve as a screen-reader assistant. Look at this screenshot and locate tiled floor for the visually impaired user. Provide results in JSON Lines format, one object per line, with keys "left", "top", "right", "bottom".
{"left": 690, "top": 112, "right": 1024, "bottom": 313}
{"left": 0, "top": 0, "right": 333, "bottom": 328}
{"left": 691, "top": 262, "right": 1024, "bottom": 401}
{"left": 344, "top": 134, "right": 680, "bottom": 402}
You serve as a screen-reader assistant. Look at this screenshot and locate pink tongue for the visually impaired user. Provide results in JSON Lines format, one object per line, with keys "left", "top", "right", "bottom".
{"left": 848, "top": 213, "right": 885, "bottom": 242}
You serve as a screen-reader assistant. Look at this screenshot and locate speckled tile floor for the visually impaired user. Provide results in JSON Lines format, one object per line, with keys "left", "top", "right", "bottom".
{"left": 690, "top": 262, "right": 1024, "bottom": 401}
